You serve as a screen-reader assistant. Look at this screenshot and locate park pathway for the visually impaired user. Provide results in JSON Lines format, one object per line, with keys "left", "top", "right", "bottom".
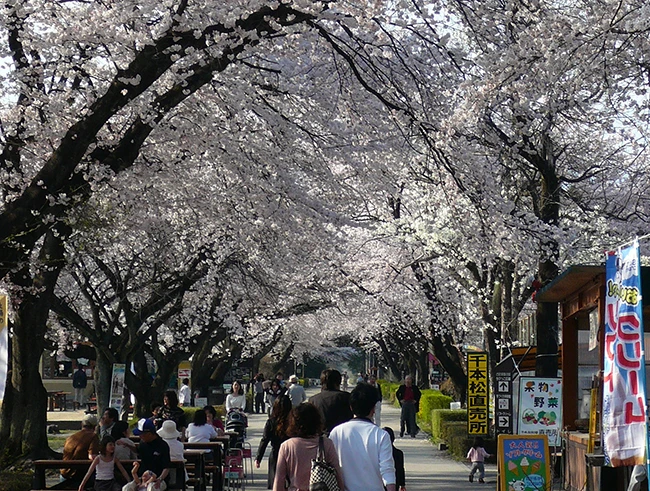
{"left": 244, "top": 386, "right": 497, "bottom": 491}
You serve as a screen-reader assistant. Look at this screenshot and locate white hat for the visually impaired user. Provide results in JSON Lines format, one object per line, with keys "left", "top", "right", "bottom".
{"left": 289, "top": 375, "right": 299, "bottom": 383}
{"left": 82, "top": 414, "right": 98, "bottom": 427}
{"left": 157, "top": 420, "right": 181, "bottom": 439}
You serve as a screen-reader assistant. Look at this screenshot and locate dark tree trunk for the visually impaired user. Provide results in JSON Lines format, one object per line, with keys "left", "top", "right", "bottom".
{"left": 0, "top": 230, "right": 66, "bottom": 462}
{"left": 430, "top": 332, "right": 467, "bottom": 405}
{"left": 94, "top": 349, "right": 113, "bottom": 418}
{"left": 417, "top": 350, "right": 429, "bottom": 388}
{"left": 535, "top": 135, "right": 560, "bottom": 378}
{"left": 374, "top": 337, "right": 402, "bottom": 381}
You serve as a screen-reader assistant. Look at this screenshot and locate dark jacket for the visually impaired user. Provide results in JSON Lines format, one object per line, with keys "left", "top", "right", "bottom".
{"left": 72, "top": 369, "right": 87, "bottom": 389}
{"left": 396, "top": 384, "right": 422, "bottom": 411}
{"left": 256, "top": 417, "right": 288, "bottom": 488}
{"left": 393, "top": 446, "right": 405, "bottom": 487}
{"left": 309, "top": 389, "right": 353, "bottom": 434}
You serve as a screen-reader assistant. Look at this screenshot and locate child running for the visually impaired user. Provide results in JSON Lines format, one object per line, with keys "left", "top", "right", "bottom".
{"left": 467, "top": 437, "right": 491, "bottom": 483}
{"left": 78, "top": 435, "right": 130, "bottom": 491}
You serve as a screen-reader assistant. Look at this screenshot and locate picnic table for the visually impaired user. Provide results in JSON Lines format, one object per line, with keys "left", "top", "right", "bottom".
{"left": 47, "top": 392, "right": 70, "bottom": 411}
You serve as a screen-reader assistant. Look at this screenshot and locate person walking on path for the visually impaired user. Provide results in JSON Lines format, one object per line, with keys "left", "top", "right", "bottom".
{"left": 329, "top": 383, "right": 396, "bottom": 491}
{"left": 286, "top": 375, "right": 307, "bottom": 408}
{"left": 226, "top": 380, "right": 247, "bottom": 412}
{"left": 254, "top": 373, "right": 266, "bottom": 414}
{"left": 308, "top": 369, "right": 353, "bottom": 435}
{"left": 265, "top": 379, "right": 284, "bottom": 415}
{"left": 383, "top": 427, "right": 406, "bottom": 491}
{"left": 273, "top": 402, "right": 344, "bottom": 491}
{"left": 256, "top": 395, "right": 292, "bottom": 489}
{"left": 73, "top": 365, "right": 88, "bottom": 411}
{"left": 396, "top": 376, "right": 421, "bottom": 438}
{"left": 368, "top": 376, "right": 383, "bottom": 426}
{"left": 467, "top": 437, "right": 490, "bottom": 483}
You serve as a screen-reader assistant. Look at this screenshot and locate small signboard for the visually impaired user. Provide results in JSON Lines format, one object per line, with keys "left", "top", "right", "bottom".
{"left": 495, "top": 369, "right": 514, "bottom": 435}
{"left": 467, "top": 352, "right": 489, "bottom": 436}
{"left": 195, "top": 397, "right": 208, "bottom": 408}
{"left": 498, "top": 434, "right": 551, "bottom": 491}
{"left": 109, "top": 363, "right": 126, "bottom": 414}
{"left": 517, "top": 377, "right": 562, "bottom": 446}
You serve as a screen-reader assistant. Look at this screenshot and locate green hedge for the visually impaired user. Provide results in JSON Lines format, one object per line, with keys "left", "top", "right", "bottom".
{"left": 443, "top": 422, "right": 473, "bottom": 459}
{"left": 431, "top": 409, "right": 467, "bottom": 442}
{"left": 418, "top": 391, "right": 453, "bottom": 431}
{"left": 378, "top": 379, "right": 399, "bottom": 404}
{"left": 377, "top": 381, "right": 453, "bottom": 433}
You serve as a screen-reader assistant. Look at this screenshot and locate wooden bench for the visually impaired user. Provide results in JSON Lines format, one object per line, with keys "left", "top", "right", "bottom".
{"left": 183, "top": 442, "right": 225, "bottom": 491}
{"left": 32, "top": 459, "right": 186, "bottom": 490}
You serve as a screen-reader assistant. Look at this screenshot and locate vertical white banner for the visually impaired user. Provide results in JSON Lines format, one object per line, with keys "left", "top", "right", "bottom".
{"left": 0, "top": 295, "right": 8, "bottom": 401}
{"left": 109, "top": 363, "right": 126, "bottom": 415}
{"left": 602, "top": 240, "right": 647, "bottom": 467}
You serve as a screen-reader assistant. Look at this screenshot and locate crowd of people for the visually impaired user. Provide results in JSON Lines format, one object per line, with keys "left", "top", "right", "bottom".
{"left": 61, "top": 369, "right": 422, "bottom": 491}
{"left": 251, "top": 368, "right": 410, "bottom": 491}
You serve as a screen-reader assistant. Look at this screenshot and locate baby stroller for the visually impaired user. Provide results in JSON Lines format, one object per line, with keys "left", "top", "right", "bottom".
{"left": 226, "top": 409, "right": 248, "bottom": 445}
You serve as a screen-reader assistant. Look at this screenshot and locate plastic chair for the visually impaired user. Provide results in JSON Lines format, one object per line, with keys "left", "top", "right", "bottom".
{"left": 236, "top": 441, "right": 254, "bottom": 484}
{"left": 223, "top": 448, "right": 245, "bottom": 490}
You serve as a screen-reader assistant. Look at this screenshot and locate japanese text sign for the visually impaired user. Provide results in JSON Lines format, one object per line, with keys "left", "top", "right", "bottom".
{"left": 602, "top": 240, "right": 647, "bottom": 467}
{"left": 517, "top": 377, "right": 562, "bottom": 446}
{"left": 467, "top": 352, "right": 489, "bottom": 436}
{"left": 498, "top": 434, "right": 550, "bottom": 491}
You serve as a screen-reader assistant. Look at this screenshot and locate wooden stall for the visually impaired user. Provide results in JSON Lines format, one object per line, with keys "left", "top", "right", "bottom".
{"left": 536, "top": 265, "right": 650, "bottom": 491}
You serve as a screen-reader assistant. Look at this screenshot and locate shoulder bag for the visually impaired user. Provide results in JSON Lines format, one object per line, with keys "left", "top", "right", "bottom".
{"left": 309, "top": 436, "right": 340, "bottom": 491}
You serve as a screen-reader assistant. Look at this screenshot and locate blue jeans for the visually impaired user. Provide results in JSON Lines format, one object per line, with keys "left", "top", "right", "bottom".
{"left": 470, "top": 462, "right": 485, "bottom": 479}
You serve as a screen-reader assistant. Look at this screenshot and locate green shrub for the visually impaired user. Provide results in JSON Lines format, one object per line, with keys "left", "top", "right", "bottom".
{"left": 300, "top": 378, "right": 310, "bottom": 388}
{"left": 377, "top": 380, "right": 400, "bottom": 404}
{"left": 444, "top": 422, "right": 473, "bottom": 459}
{"left": 418, "top": 391, "right": 453, "bottom": 430}
{"left": 431, "top": 409, "right": 467, "bottom": 442}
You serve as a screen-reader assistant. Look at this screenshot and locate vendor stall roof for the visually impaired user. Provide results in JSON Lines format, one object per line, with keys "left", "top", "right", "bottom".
{"left": 535, "top": 265, "right": 602, "bottom": 303}
{"left": 535, "top": 264, "right": 650, "bottom": 310}
{"left": 497, "top": 345, "right": 563, "bottom": 373}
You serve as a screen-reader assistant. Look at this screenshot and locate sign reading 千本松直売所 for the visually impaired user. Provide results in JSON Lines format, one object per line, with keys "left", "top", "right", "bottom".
{"left": 517, "top": 377, "right": 562, "bottom": 446}
{"left": 467, "top": 352, "right": 489, "bottom": 436}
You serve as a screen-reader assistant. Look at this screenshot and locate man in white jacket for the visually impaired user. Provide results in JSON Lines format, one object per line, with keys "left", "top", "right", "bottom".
{"left": 329, "top": 383, "right": 396, "bottom": 491}
{"left": 286, "top": 374, "right": 307, "bottom": 407}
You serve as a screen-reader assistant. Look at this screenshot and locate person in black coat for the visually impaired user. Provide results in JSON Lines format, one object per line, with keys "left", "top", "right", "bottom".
{"left": 255, "top": 395, "right": 292, "bottom": 489}
{"left": 308, "top": 369, "right": 354, "bottom": 435}
{"left": 383, "top": 427, "right": 406, "bottom": 491}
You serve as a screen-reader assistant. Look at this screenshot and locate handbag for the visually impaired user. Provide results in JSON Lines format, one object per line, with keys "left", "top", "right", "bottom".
{"left": 309, "top": 436, "right": 340, "bottom": 491}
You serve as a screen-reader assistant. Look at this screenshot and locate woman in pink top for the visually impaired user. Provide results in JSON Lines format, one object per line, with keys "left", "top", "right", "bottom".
{"left": 273, "top": 403, "right": 344, "bottom": 491}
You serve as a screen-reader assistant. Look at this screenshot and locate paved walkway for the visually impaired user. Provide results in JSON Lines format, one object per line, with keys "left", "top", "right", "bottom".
{"left": 48, "top": 389, "right": 498, "bottom": 490}
{"left": 245, "top": 387, "right": 497, "bottom": 490}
